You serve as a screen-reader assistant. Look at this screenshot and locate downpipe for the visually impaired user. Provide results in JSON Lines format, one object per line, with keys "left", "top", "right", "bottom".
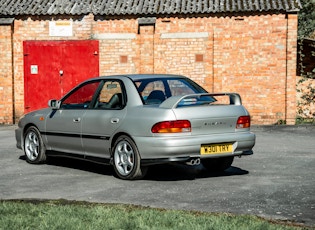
{"left": 186, "top": 158, "right": 201, "bottom": 166}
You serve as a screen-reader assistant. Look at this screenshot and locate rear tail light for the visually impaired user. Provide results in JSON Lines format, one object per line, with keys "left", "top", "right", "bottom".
{"left": 151, "top": 120, "right": 191, "bottom": 133}
{"left": 236, "top": 116, "right": 251, "bottom": 129}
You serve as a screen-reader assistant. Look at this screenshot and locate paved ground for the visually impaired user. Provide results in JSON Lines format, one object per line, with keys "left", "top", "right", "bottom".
{"left": 0, "top": 125, "right": 314, "bottom": 227}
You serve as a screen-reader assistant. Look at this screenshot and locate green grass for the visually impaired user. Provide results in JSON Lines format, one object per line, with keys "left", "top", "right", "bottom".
{"left": 0, "top": 200, "right": 311, "bottom": 230}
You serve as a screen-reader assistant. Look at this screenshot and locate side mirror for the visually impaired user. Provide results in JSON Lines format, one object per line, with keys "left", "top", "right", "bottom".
{"left": 48, "top": 99, "right": 61, "bottom": 109}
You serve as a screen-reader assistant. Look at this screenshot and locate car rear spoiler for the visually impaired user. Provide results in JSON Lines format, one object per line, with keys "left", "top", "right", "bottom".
{"left": 159, "top": 93, "right": 242, "bottom": 109}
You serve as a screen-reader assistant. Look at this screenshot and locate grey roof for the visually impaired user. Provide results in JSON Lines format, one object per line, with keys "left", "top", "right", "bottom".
{"left": 0, "top": 0, "right": 302, "bottom": 16}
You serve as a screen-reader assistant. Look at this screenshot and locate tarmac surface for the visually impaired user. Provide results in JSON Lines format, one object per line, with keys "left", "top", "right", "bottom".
{"left": 0, "top": 125, "right": 314, "bottom": 227}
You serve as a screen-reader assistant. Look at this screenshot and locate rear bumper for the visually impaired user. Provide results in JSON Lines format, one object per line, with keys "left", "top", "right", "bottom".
{"left": 134, "top": 131, "right": 255, "bottom": 163}
{"left": 141, "top": 150, "right": 253, "bottom": 166}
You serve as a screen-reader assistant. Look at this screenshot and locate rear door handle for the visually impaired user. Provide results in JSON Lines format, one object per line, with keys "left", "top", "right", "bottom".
{"left": 73, "top": 118, "right": 81, "bottom": 123}
{"left": 111, "top": 118, "right": 119, "bottom": 124}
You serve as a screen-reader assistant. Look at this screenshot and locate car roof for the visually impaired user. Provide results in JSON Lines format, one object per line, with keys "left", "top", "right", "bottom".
{"left": 95, "top": 74, "right": 188, "bottom": 81}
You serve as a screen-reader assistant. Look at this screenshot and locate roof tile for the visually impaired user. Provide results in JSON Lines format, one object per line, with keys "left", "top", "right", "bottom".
{"left": 0, "top": 0, "right": 302, "bottom": 16}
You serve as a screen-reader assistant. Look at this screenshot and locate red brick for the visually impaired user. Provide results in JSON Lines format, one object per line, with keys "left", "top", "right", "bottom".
{"left": 0, "top": 13, "right": 299, "bottom": 125}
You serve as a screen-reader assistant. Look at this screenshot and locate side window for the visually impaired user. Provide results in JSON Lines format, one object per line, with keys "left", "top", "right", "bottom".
{"left": 95, "top": 81, "right": 124, "bottom": 109}
{"left": 61, "top": 81, "right": 101, "bottom": 109}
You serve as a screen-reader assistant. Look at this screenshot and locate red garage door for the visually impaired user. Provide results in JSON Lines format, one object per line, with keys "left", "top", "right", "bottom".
{"left": 23, "top": 40, "right": 99, "bottom": 113}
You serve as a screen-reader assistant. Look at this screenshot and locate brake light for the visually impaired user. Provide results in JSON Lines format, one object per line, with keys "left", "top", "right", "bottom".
{"left": 236, "top": 116, "right": 251, "bottom": 129}
{"left": 151, "top": 120, "right": 191, "bottom": 133}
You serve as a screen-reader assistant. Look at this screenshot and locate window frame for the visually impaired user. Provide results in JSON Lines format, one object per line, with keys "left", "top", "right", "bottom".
{"left": 59, "top": 79, "right": 127, "bottom": 110}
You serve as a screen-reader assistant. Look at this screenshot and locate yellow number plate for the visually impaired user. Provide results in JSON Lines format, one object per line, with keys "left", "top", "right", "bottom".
{"left": 200, "top": 143, "right": 233, "bottom": 155}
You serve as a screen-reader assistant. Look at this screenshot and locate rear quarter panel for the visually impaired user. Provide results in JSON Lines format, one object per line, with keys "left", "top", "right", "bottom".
{"left": 118, "top": 105, "right": 177, "bottom": 137}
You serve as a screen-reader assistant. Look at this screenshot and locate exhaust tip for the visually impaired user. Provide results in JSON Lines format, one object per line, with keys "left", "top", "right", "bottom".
{"left": 186, "top": 158, "right": 200, "bottom": 166}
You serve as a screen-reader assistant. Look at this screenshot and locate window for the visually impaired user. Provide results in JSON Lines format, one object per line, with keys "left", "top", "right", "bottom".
{"left": 167, "top": 79, "right": 196, "bottom": 96}
{"left": 94, "top": 80, "right": 124, "bottom": 109}
{"left": 134, "top": 77, "right": 209, "bottom": 105}
{"left": 141, "top": 81, "right": 165, "bottom": 99}
{"left": 61, "top": 81, "right": 101, "bottom": 109}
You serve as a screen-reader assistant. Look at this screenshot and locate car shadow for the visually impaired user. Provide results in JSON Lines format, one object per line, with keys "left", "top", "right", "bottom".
{"left": 145, "top": 163, "right": 249, "bottom": 181}
{"left": 19, "top": 155, "right": 248, "bottom": 181}
{"left": 19, "top": 155, "right": 114, "bottom": 176}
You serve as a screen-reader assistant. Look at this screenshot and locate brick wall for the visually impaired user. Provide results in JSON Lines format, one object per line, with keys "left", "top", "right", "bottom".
{"left": 0, "top": 12, "right": 298, "bottom": 125}
{"left": 92, "top": 13, "right": 297, "bottom": 124}
{"left": 0, "top": 25, "right": 13, "bottom": 124}
{"left": 286, "top": 14, "right": 298, "bottom": 124}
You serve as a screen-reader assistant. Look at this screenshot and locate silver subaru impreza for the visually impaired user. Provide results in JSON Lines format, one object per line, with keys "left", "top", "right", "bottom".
{"left": 15, "top": 74, "right": 255, "bottom": 180}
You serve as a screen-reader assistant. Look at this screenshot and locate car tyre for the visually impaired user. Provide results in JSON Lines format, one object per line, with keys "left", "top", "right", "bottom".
{"left": 113, "top": 135, "right": 147, "bottom": 180}
{"left": 24, "top": 126, "right": 47, "bottom": 164}
{"left": 202, "top": 156, "right": 234, "bottom": 172}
